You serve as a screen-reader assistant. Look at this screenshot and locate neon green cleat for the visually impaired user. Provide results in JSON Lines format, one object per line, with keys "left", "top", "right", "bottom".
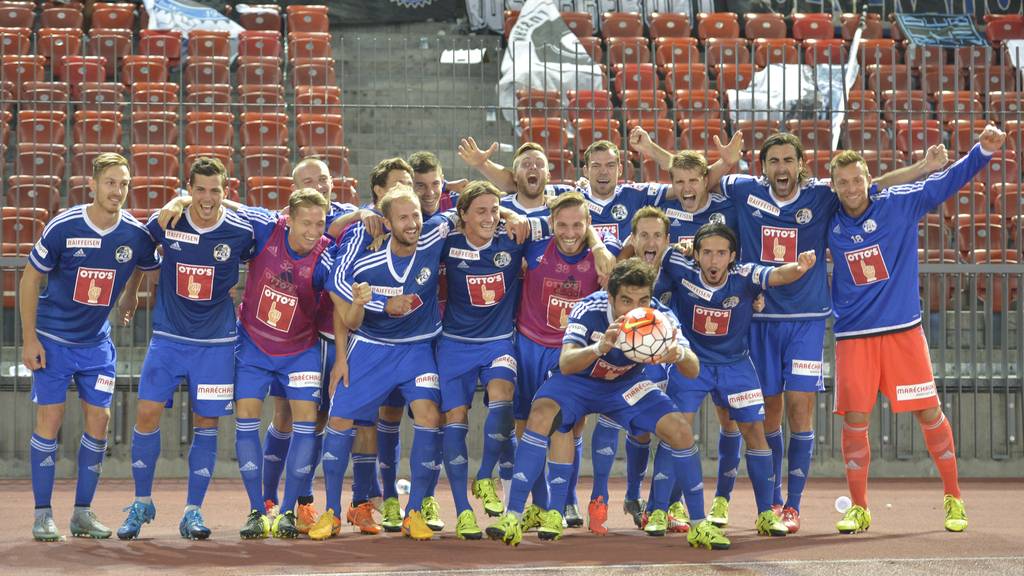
{"left": 667, "top": 501, "right": 690, "bottom": 533}
{"left": 944, "top": 495, "right": 968, "bottom": 532}
{"left": 421, "top": 496, "right": 445, "bottom": 531}
{"left": 472, "top": 478, "right": 505, "bottom": 517}
{"left": 381, "top": 497, "right": 403, "bottom": 533}
{"left": 756, "top": 509, "right": 788, "bottom": 536}
{"left": 485, "top": 512, "right": 522, "bottom": 546}
{"left": 644, "top": 509, "right": 668, "bottom": 537}
{"left": 687, "top": 519, "right": 730, "bottom": 550}
{"left": 708, "top": 496, "right": 729, "bottom": 527}
{"left": 836, "top": 505, "right": 872, "bottom": 534}
{"left": 455, "top": 509, "right": 483, "bottom": 540}
{"left": 271, "top": 510, "right": 299, "bottom": 539}
{"left": 521, "top": 504, "right": 545, "bottom": 532}
{"left": 537, "top": 509, "right": 564, "bottom": 541}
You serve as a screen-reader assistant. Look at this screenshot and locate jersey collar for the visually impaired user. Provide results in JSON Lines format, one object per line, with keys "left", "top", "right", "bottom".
{"left": 82, "top": 206, "right": 121, "bottom": 236}
{"left": 184, "top": 206, "right": 225, "bottom": 233}
{"left": 386, "top": 239, "right": 416, "bottom": 283}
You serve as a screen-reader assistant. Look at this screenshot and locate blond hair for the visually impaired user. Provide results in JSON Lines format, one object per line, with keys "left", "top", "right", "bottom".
{"left": 288, "top": 187, "right": 330, "bottom": 214}
{"left": 92, "top": 152, "right": 129, "bottom": 181}
{"left": 379, "top": 184, "right": 419, "bottom": 218}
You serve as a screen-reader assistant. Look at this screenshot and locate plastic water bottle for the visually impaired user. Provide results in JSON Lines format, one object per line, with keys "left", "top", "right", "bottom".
{"left": 834, "top": 495, "right": 852, "bottom": 513}
{"left": 396, "top": 478, "right": 411, "bottom": 495}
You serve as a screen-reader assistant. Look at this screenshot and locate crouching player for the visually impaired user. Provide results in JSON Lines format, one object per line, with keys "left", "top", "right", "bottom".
{"left": 487, "top": 259, "right": 729, "bottom": 550}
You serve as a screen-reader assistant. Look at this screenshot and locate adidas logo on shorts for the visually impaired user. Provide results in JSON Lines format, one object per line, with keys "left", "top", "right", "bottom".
{"left": 297, "top": 465, "right": 313, "bottom": 474}
{"left": 596, "top": 447, "right": 615, "bottom": 456}
{"left": 87, "top": 463, "right": 102, "bottom": 473}
{"left": 193, "top": 467, "right": 211, "bottom": 477}
{"left": 239, "top": 461, "right": 258, "bottom": 472}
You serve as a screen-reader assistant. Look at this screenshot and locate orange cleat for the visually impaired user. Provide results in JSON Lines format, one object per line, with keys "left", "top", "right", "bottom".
{"left": 588, "top": 496, "right": 608, "bottom": 535}
{"left": 781, "top": 506, "right": 800, "bottom": 533}
{"left": 296, "top": 503, "right": 320, "bottom": 534}
{"left": 346, "top": 502, "right": 382, "bottom": 535}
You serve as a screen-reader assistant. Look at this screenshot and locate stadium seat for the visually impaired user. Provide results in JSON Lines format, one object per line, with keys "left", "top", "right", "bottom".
{"left": 568, "top": 90, "right": 615, "bottom": 123}
{"left": 654, "top": 37, "right": 700, "bottom": 70}
{"left": 803, "top": 38, "right": 848, "bottom": 66}
{"left": 288, "top": 31, "right": 331, "bottom": 62}
{"left": 639, "top": 157, "right": 671, "bottom": 182}
{"left": 38, "top": 28, "right": 83, "bottom": 70}
{"left": 744, "top": 12, "right": 786, "bottom": 39}
{"left": 1, "top": 55, "right": 45, "bottom": 98}
{"left": 132, "top": 81, "right": 179, "bottom": 112}
{"left": 189, "top": 30, "right": 231, "bottom": 60}
{"left": 286, "top": 4, "right": 330, "bottom": 34}
{"left": 606, "top": 36, "right": 650, "bottom": 67}
{"left": 237, "top": 56, "right": 282, "bottom": 86}
{"left": 129, "top": 182, "right": 178, "bottom": 211}
{"left": 919, "top": 65, "right": 965, "bottom": 94}
{"left": 70, "top": 143, "right": 123, "bottom": 177}
{"left": 974, "top": 249, "right": 1019, "bottom": 312}
{"left": 840, "top": 13, "right": 883, "bottom": 41}
{"left": 61, "top": 55, "right": 106, "bottom": 96}
{"left": 0, "top": 4, "right": 34, "bottom": 28}
{"left": 41, "top": 6, "right": 83, "bottom": 30}
{"left": 673, "top": 89, "right": 722, "bottom": 118}
{"left": 17, "top": 111, "right": 66, "bottom": 146}
{"left": 611, "top": 63, "right": 658, "bottom": 95}
{"left": 575, "top": 36, "right": 603, "bottom": 62}
{"left": 867, "top": 64, "right": 915, "bottom": 93}
{"left": 334, "top": 177, "right": 360, "bottom": 205}
{"left": 942, "top": 188, "right": 989, "bottom": 222}
{"left": 904, "top": 43, "right": 946, "bottom": 68}
{"left": 291, "top": 57, "right": 337, "bottom": 86}
{"left": 620, "top": 90, "right": 669, "bottom": 123}
{"left": 298, "top": 145, "right": 350, "bottom": 177}
{"left": 519, "top": 117, "right": 568, "bottom": 150}
{"left": 972, "top": 66, "right": 1020, "bottom": 94}
{"left": 131, "top": 144, "right": 181, "bottom": 179}
{"left": 918, "top": 217, "right": 947, "bottom": 250}
{"left": 130, "top": 110, "right": 178, "bottom": 146}
{"left": 882, "top": 89, "right": 931, "bottom": 123}
{"left": 239, "top": 31, "right": 282, "bottom": 59}
{"left": 861, "top": 149, "right": 904, "bottom": 176}
{"left": 697, "top": 12, "right": 740, "bottom": 41}
{"left": 180, "top": 111, "right": 229, "bottom": 148}
{"left": 663, "top": 63, "right": 709, "bottom": 91}
{"left": 0, "top": 26, "right": 30, "bottom": 57}
{"left": 601, "top": 12, "right": 642, "bottom": 38}
{"left": 918, "top": 248, "right": 959, "bottom": 312}
{"left": 786, "top": 119, "right": 833, "bottom": 150}
{"left": 296, "top": 113, "right": 344, "bottom": 148}
{"left": 626, "top": 118, "right": 674, "bottom": 149}
{"left": 845, "top": 118, "right": 891, "bottom": 150}
{"left": 87, "top": 28, "right": 131, "bottom": 78}
{"left": 957, "top": 215, "right": 1005, "bottom": 256}
{"left": 792, "top": 13, "right": 834, "bottom": 40}
{"left": 981, "top": 155, "right": 1019, "bottom": 184}
{"left": 72, "top": 110, "right": 123, "bottom": 145}
{"left": 21, "top": 81, "right": 69, "bottom": 112}
{"left": 17, "top": 141, "right": 66, "bottom": 180}
{"left": 715, "top": 63, "right": 755, "bottom": 92}
{"left": 246, "top": 176, "right": 294, "bottom": 210}
{"left": 184, "top": 145, "right": 234, "bottom": 175}
{"left": 649, "top": 12, "right": 691, "bottom": 39}
{"left": 546, "top": 150, "right": 575, "bottom": 182}
{"left": 953, "top": 45, "right": 995, "bottom": 70}
{"left": 557, "top": 12, "right": 592, "bottom": 37}
{"left": 238, "top": 85, "right": 287, "bottom": 113}
{"left": 238, "top": 6, "right": 281, "bottom": 31}
{"left": 988, "top": 91, "right": 1024, "bottom": 121}
{"left": 573, "top": 118, "right": 622, "bottom": 155}
{"left": 895, "top": 119, "right": 942, "bottom": 154}
{"left": 984, "top": 14, "right": 1024, "bottom": 45}
{"left": 845, "top": 89, "right": 879, "bottom": 120}
{"left": 138, "top": 29, "right": 183, "bottom": 68}
{"left": 242, "top": 145, "right": 291, "bottom": 179}
{"left": 66, "top": 176, "right": 93, "bottom": 205}
{"left": 184, "top": 56, "right": 230, "bottom": 86}
{"left": 122, "top": 55, "right": 169, "bottom": 85}
{"left": 803, "top": 149, "right": 833, "bottom": 179}
{"left": 1, "top": 208, "right": 48, "bottom": 245}
{"left": 754, "top": 38, "right": 800, "bottom": 66}
{"left": 705, "top": 37, "right": 751, "bottom": 68}
{"left": 5, "top": 175, "right": 61, "bottom": 214}
{"left": 184, "top": 84, "right": 232, "bottom": 114}
{"left": 933, "top": 90, "right": 983, "bottom": 117}
{"left": 91, "top": 2, "right": 135, "bottom": 30}
{"left": 991, "top": 182, "right": 1024, "bottom": 213}
{"left": 240, "top": 111, "right": 289, "bottom": 147}
{"left": 679, "top": 119, "right": 725, "bottom": 150}
{"left": 516, "top": 88, "right": 562, "bottom": 119}
{"left": 735, "top": 120, "right": 779, "bottom": 153}
{"left": 858, "top": 39, "right": 900, "bottom": 66}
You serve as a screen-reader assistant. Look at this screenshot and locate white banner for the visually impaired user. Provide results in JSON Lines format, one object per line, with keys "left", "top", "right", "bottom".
{"left": 498, "top": 0, "right": 604, "bottom": 123}
{"left": 143, "top": 0, "right": 245, "bottom": 37}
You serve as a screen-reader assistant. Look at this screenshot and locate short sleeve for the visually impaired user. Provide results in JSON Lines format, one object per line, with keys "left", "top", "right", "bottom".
{"left": 29, "top": 219, "right": 64, "bottom": 273}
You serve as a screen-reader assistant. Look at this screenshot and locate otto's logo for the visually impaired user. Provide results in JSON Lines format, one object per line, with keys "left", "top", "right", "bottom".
{"left": 257, "top": 286, "right": 298, "bottom": 332}
{"left": 590, "top": 358, "right": 632, "bottom": 381}
{"left": 73, "top": 268, "right": 115, "bottom": 306}
{"left": 176, "top": 263, "right": 214, "bottom": 301}
{"left": 466, "top": 273, "right": 506, "bottom": 307}
{"left": 760, "top": 226, "right": 797, "bottom": 263}
{"left": 546, "top": 295, "right": 579, "bottom": 330}
{"left": 693, "top": 305, "right": 731, "bottom": 336}
{"left": 844, "top": 244, "right": 889, "bottom": 286}
{"left": 592, "top": 223, "right": 619, "bottom": 239}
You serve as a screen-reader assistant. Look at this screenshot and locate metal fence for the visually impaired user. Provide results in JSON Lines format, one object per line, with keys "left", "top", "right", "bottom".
{"left": 0, "top": 26, "right": 1022, "bottom": 478}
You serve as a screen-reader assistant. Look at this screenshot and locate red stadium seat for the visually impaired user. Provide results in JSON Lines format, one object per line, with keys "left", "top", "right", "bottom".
{"left": 786, "top": 119, "right": 833, "bottom": 150}
{"left": 573, "top": 118, "right": 622, "bottom": 155}
{"left": 546, "top": 150, "right": 575, "bottom": 182}
{"left": 519, "top": 117, "right": 568, "bottom": 150}
{"left": 0, "top": 4, "right": 33, "bottom": 28}
{"left": 904, "top": 43, "right": 946, "bottom": 68}
{"left": 238, "top": 84, "right": 286, "bottom": 113}
{"left": 744, "top": 12, "right": 786, "bottom": 39}
{"left": 664, "top": 63, "right": 709, "bottom": 92}
{"left": 654, "top": 37, "right": 700, "bottom": 70}
{"left": 715, "top": 63, "right": 755, "bottom": 92}
{"left": 988, "top": 91, "right": 1024, "bottom": 121}
{"left": 132, "top": 81, "right": 178, "bottom": 112}
{"left": 953, "top": 45, "right": 996, "bottom": 70}
{"left": 17, "top": 143, "right": 66, "bottom": 180}
{"left": 184, "top": 145, "right": 233, "bottom": 175}
{"left": 601, "top": 12, "right": 642, "bottom": 38}
{"left": 649, "top": 12, "right": 691, "bottom": 39}
{"left": 679, "top": 119, "right": 725, "bottom": 150}
{"left": 286, "top": 4, "right": 329, "bottom": 33}
{"left": 803, "top": 38, "right": 848, "bottom": 66}
{"left": 612, "top": 63, "right": 658, "bottom": 95}
{"left": 845, "top": 118, "right": 891, "bottom": 150}
{"left": 918, "top": 217, "right": 947, "bottom": 250}
{"left": 1, "top": 209, "right": 48, "bottom": 244}
{"left": 188, "top": 30, "right": 230, "bottom": 60}
{"left": 61, "top": 55, "right": 106, "bottom": 96}
{"left": 184, "top": 111, "right": 232, "bottom": 147}
{"left": 860, "top": 149, "right": 905, "bottom": 176}
{"left": 41, "top": 6, "right": 83, "bottom": 30}
{"left": 242, "top": 146, "right": 292, "bottom": 179}
{"left": 5, "top": 175, "right": 61, "bottom": 214}
{"left": 184, "top": 83, "right": 232, "bottom": 114}
{"left": 88, "top": 28, "right": 131, "bottom": 78}
{"left": 17, "top": 110, "right": 66, "bottom": 146}
{"left": 131, "top": 144, "right": 181, "bottom": 179}
{"left": 1, "top": 55, "right": 45, "bottom": 99}
{"left": 974, "top": 249, "right": 1019, "bottom": 312}
{"left": 91, "top": 2, "right": 134, "bottom": 30}
{"left": 21, "top": 81, "right": 69, "bottom": 112}
{"left": 575, "top": 36, "right": 603, "bottom": 62}
{"left": 754, "top": 38, "right": 800, "bottom": 67}
{"left": 867, "top": 64, "right": 915, "bottom": 93}
{"left": 240, "top": 111, "right": 289, "bottom": 147}
{"left": 858, "top": 39, "right": 900, "bottom": 66}
{"left": 803, "top": 149, "right": 833, "bottom": 179}
{"left": 845, "top": 89, "right": 880, "bottom": 120}
{"left": 895, "top": 119, "right": 942, "bottom": 154}
{"left": 122, "top": 55, "right": 168, "bottom": 85}
{"left": 239, "top": 31, "right": 282, "bottom": 59}
{"left": 516, "top": 88, "right": 562, "bottom": 119}
{"left": 38, "top": 28, "right": 83, "bottom": 69}
{"left": 73, "top": 110, "right": 123, "bottom": 145}
{"left": 980, "top": 155, "right": 1019, "bottom": 184}
{"left": 882, "top": 89, "right": 931, "bottom": 123}
{"left": 138, "top": 29, "right": 183, "bottom": 68}
{"left": 957, "top": 215, "right": 1005, "bottom": 257}
{"left": 568, "top": 90, "right": 614, "bottom": 123}
{"left": 131, "top": 110, "right": 179, "bottom": 146}
{"left": 291, "top": 57, "right": 336, "bottom": 86}
{"left": 237, "top": 56, "right": 282, "bottom": 86}
{"left": 288, "top": 31, "right": 331, "bottom": 62}
{"left": 918, "top": 248, "right": 959, "bottom": 312}
{"left": 620, "top": 90, "right": 669, "bottom": 123}
{"left": 333, "top": 177, "right": 359, "bottom": 205}
{"left": 697, "top": 12, "right": 740, "bottom": 41}
{"left": 296, "top": 113, "right": 344, "bottom": 148}
{"left": 298, "top": 145, "right": 350, "bottom": 177}
{"left": 559, "top": 12, "right": 593, "bottom": 38}
{"left": 238, "top": 6, "right": 281, "bottom": 31}
{"left": 919, "top": 65, "right": 965, "bottom": 94}
{"left": 606, "top": 36, "right": 650, "bottom": 67}
{"left": 972, "top": 66, "right": 1020, "bottom": 94}
{"left": 674, "top": 89, "right": 722, "bottom": 118}
{"left": 705, "top": 37, "right": 751, "bottom": 68}
{"left": 129, "top": 182, "right": 178, "bottom": 211}
{"left": 246, "top": 176, "right": 293, "bottom": 210}
{"left": 841, "top": 13, "right": 883, "bottom": 41}
{"left": 933, "top": 90, "right": 983, "bottom": 117}
{"left": 735, "top": 120, "right": 779, "bottom": 153}
{"left": 0, "top": 26, "right": 30, "bottom": 57}
{"left": 985, "top": 14, "right": 1024, "bottom": 44}
{"left": 942, "top": 188, "right": 989, "bottom": 223}
{"left": 792, "top": 13, "right": 834, "bottom": 40}
{"left": 184, "top": 56, "right": 230, "bottom": 86}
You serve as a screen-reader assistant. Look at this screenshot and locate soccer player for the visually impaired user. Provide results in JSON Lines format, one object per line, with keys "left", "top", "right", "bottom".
{"left": 409, "top": 150, "right": 460, "bottom": 216}
{"left": 715, "top": 133, "right": 948, "bottom": 532}
{"left": 827, "top": 125, "right": 1004, "bottom": 534}
{"left": 460, "top": 139, "right": 550, "bottom": 218}
{"left": 486, "top": 258, "right": 730, "bottom": 551}
{"left": 22, "top": 153, "right": 159, "bottom": 542}
{"left": 654, "top": 221, "right": 816, "bottom": 537}
{"left": 319, "top": 186, "right": 451, "bottom": 541}
{"left": 116, "top": 158, "right": 254, "bottom": 540}
{"left": 660, "top": 151, "right": 738, "bottom": 244}
{"left": 226, "top": 188, "right": 334, "bottom": 539}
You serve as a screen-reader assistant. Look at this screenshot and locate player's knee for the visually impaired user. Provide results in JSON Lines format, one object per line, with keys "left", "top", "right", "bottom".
{"left": 379, "top": 405, "right": 404, "bottom": 422}
{"left": 526, "top": 398, "right": 559, "bottom": 435}
{"left": 486, "top": 378, "right": 514, "bottom": 402}
{"left": 328, "top": 416, "right": 354, "bottom": 431}
{"left": 914, "top": 406, "right": 942, "bottom": 425}
{"left": 632, "top": 432, "right": 651, "bottom": 443}
{"left": 411, "top": 401, "right": 441, "bottom": 428}
{"left": 445, "top": 406, "right": 469, "bottom": 424}
{"left": 192, "top": 414, "right": 218, "bottom": 428}
{"left": 82, "top": 405, "right": 110, "bottom": 437}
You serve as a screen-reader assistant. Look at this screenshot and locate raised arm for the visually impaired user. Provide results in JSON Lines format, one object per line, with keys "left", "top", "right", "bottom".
{"left": 458, "top": 137, "right": 517, "bottom": 192}
{"left": 767, "top": 250, "right": 816, "bottom": 287}
{"left": 873, "top": 143, "right": 949, "bottom": 191}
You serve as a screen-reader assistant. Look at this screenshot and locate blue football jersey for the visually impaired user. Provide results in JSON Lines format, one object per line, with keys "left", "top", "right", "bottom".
{"left": 325, "top": 201, "right": 358, "bottom": 238}
{"left": 29, "top": 207, "right": 159, "bottom": 346}
{"left": 658, "top": 250, "right": 773, "bottom": 364}
{"left": 721, "top": 174, "right": 838, "bottom": 320}
{"left": 660, "top": 193, "right": 738, "bottom": 244}
{"left": 829, "top": 144, "right": 992, "bottom": 338}
{"left": 559, "top": 183, "right": 669, "bottom": 241}
{"left": 500, "top": 193, "right": 551, "bottom": 218}
{"left": 331, "top": 216, "right": 451, "bottom": 343}
{"left": 147, "top": 209, "right": 255, "bottom": 345}
{"left": 562, "top": 291, "right": 685, "bottom": 383}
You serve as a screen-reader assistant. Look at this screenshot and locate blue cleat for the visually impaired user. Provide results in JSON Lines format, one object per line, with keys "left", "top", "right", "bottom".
{"left": 179, "top": 508, "right": 211, "bottom": 540}
{"left": 117, "top": 501, "right": 156, "bottom": 540}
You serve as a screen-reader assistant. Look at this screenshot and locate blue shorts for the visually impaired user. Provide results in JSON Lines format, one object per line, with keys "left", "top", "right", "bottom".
{"left": 680, "top": 358, "right": 765, "bottom": 423}
{"left": 536, "top": 372, "right": 678, "bottom": 437}
{"left": 665, "top": 367, "right": 715, "bottom": 414}
{"left": 514, "top": 335, "right": 560, "bottom": 421}
{"left": 139, "top": 335, "right": 235, "bottom": 418}
{"left": 750, "top": 319, "right": 826, "bottom": 397}
{"left": 234, "top": 335, "right": 323, "bottom": 405}
{"left": 321, "top": 336, "right": 379, "bottom": 426}
{"left": 438, "top": 335, "right": 517, "bottom": 412}
{"left": 329, "top": 336, "right": 441, "bottom": 422}
{"left": 32, "top": 336, "right": 117, "bottom": 408}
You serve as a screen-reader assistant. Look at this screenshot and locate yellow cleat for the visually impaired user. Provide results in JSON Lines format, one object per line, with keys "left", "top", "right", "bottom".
{"left": 402, "top": 510, "right": 434, "bottom": 540}
{"left": 944, "top": 495, "right": 968, "bottom": 532}
{"left": 308, "top": 509, "right": 341, "bottom": 541}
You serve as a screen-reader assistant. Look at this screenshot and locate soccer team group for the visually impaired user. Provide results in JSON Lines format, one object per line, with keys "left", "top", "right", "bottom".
{"left": 22, "top": 120, "right": 1006, "bottom": 549}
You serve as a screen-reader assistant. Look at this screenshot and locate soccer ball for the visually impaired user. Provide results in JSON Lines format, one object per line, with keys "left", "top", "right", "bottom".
{"left": 616, "top": 307, "right": 674, "bottom": 363}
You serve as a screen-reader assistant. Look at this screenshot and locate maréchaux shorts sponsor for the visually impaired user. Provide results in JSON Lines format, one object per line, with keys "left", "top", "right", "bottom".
{"left": 727, "top": 388, "right": 764, "bottom": 409}
{"left": 791, "top": 359, "right": 822, "bottom": 377}
{"left": 895, "top": 381, "right": 937, "bottom": 402}
{"left": 197, "top": 384, "right": 234, "bottom": 401}
{"left": 94, "top": 374, "right": 116, "bottom": 394}
{"left": 622, "top": 380, "right": 658, "bottom": 406}
{"left": 490, "top": 354, "right": 517, "bottom": 374}
{"left": 415, "top": 373, "right": 440, "bottom": 389}
{"left": 288, "top": 371, "right": 321, "bottom": 388}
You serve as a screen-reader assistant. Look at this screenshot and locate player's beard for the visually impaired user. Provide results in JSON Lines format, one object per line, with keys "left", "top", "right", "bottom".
{"left": 517, "top": 173, "right": 546, "bottom": 200}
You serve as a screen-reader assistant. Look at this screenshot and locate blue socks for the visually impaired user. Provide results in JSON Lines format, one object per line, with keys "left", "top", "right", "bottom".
{"left": 566, "top": 434, "right": 582, "bottom": 507}
{"left": 786, "top": 430, "right": 815, "bottom": 512}
{"left": 715, "top": 429, "right": 742, "bottom": 499}
{"left": 235, "top": 418, "right": 263, "bottom": 511}
{"left": 624, "top": 435, "right": 650, "bottom": 501}
{"left": 648, "top": 441, "right": 676, "bottom": 512}
{"left": 130, "top": 427, "right": 161, "bottom": 499}
{"left": 30, "top": 434, "right": 58, "bottom": 509}
{"left": 302, "top": 431, "right": 324, "bottom": 499}
{"left": 546, "top": 461, "right": 574, "bottom": 515}
{"left": 766, "top": 427, "right": 785, "bottom": 506}
{"left": 186, "top": 427, "right": 218, "bottom": 507}
{"left": 443, "top": 422, "right": 471, "bottom": 513}
{"left": 746, "top": 448, "right": 775, "bottom": 513}
{"left": 322, "top": 427, "right": 355, "bottom": 515}
{"left": 477, "top": 400, "right": 514, "bottom": 481}
{"left": 351, "top": 452, "right": 377, "bottom": 504}
{"left": 589, "top": 416, "right": 619, "bottom": 503}
{"left": 280, "top": 421, "right": 316, "bottom": 514}
{"left": 508, "top": 429, "right": 549, "bottom": 515}
{"left": 673, "top": 443, "right": 705, "bottom": 521}
{"left": 75, "top": 433, "right": 107, "bottom": 508}
{"left": 261, "top": 425, "right": 290, "bottom": 506}
{"left": 377, "top": 419, "right": 401, "bottom": 500}
{"left": 406, "top": 425, "right": 440, "bottom": 513}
